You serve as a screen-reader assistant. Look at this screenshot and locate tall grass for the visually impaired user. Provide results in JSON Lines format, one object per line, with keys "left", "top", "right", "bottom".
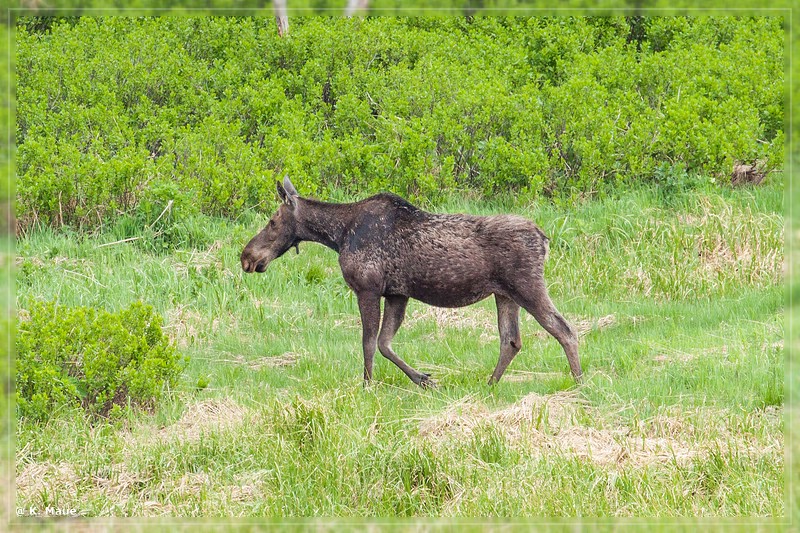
{"left": 15, "top": 182, "right": 784, "bottom": 518}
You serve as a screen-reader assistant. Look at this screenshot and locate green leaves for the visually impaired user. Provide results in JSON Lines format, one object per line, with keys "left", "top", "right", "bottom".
{"left": 16, "top": 16, "right": 784, "bottom": 230}
{"left": 16, "top": 301, "right": 186, "bottom": 422}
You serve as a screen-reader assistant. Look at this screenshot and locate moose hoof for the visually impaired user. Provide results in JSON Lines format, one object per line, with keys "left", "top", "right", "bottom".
{"left": 417, "top": 373, "right": 436, "bottom": 388}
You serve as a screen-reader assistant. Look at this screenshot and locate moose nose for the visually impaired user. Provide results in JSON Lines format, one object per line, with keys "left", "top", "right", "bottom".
{"left": 241, "top": 252, "right": 254, "bottom": 273}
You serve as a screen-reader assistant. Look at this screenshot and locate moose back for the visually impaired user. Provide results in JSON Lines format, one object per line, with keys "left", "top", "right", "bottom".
{"left": 241, "top": 177, "right": 581, "bottom": 386}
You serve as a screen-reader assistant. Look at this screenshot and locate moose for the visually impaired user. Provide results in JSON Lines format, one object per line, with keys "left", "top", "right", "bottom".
{"left": 241, "top": 177, "right": 581, "bottom": 387}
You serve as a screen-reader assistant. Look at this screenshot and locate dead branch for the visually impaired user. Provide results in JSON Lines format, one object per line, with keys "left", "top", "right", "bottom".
{"left": 274, "top": 0, "right": 289, "bottom": 37}
{"left": 345, "top": 0, "right": 369, "bottom": 17}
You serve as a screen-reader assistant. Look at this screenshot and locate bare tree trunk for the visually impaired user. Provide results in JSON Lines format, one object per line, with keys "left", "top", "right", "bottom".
{"left": 344, "top": 0, "right": 369, "bottom": 17}
{"left": 274, "top": 0, "right": 289, "bottom": 37}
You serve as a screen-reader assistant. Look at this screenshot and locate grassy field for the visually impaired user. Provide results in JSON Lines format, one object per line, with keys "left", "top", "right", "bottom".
{"left": 14, "top": 182, "right": 784, "bottom": 518}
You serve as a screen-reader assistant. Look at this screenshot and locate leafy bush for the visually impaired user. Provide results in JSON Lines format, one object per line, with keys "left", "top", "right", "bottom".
{"left": 16, "top": 16, "right": 784, "bottom": 231}
{"left": 16, "top": 301, "right": 186, "bottom": 421}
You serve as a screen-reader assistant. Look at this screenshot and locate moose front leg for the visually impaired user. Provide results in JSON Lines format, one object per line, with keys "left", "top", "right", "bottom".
{"left": 356, "top": 293, "right": 382, "bottom": 383}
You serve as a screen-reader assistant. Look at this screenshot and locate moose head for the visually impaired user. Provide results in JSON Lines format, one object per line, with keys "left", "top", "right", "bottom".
{"left": 240, "top": 176, "right": 301, "bottom": 273}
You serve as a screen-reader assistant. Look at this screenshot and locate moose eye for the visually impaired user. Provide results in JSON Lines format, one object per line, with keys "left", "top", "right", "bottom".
{"left": 269, "top": 220, "right": 276, "bottom": 228}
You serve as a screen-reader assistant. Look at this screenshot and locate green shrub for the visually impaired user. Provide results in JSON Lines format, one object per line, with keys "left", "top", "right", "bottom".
{"left": 16, "top": 300, "right": 186, "bottom": 422}
{"left": 15, "top": 16, "right": 784, "bottom": 231}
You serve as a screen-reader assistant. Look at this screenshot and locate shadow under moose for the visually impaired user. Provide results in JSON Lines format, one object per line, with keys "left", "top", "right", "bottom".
{"left": 241, "top": 177, "right": 581, "bottom": 387}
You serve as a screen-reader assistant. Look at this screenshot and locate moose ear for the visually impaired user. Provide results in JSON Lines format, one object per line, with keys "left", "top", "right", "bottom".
{"left": 276, "top": 177, "right": 297, "bottom": 209}
{"left": 283, "top": 175, "right": 299, "bottom": 198}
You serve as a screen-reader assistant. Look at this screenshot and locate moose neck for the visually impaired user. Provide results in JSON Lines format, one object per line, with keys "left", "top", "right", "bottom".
{"left": 295, "top": 198, "right": 353, "bottom": 253}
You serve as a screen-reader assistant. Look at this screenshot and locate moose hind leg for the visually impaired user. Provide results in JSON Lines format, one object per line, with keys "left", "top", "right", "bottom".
{"left": 378, "top": 296, "right": 434, "bottom": 387}
{"left": 357, "top": 293, "right": 382, "bottom": 383}
{"left": 488, "top": 294, "right": 522, "bottom": 385}
{"left": 514, "top": 281, "right": 582, "bottom": 382}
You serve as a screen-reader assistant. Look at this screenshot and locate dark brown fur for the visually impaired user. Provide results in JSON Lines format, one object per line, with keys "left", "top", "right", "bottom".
{"left": 241, "top": 177, "right": 581, "bottom": 386}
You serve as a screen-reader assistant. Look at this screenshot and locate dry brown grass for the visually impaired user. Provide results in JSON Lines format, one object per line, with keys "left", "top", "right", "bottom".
{"left": 652, "top": 352, "right": 697, "bottom": 364}
{"left": 17, "top": 461, "right": 81, "bottom": 500}
{"left": 418, "top": 392, "right": 781, "bottom": 468}
{"left": 16, "top": 460, "right": 148, "bottom": 511}
{"left": 118, "top": 398, "right": 248, "bottom": 453}
{"left": 228, "top": 471, "right": 268, "bottom": 503}
{"left": 163, "top": 305, "right": 217, "bottom": 348}
{"left": 215, "top": 351, "right": 303, "bottom": 370}
{"left": 526, "top": 313, "right": 617, "bottom": 339}
{"left": 16, "top": 255, "right": 89, "bottom": 269}
{"left": 696, "top": 233, "right": 781, "bottom": 280}
{"left": 652, "top": 345, "right": 737, "bottom": 366}
{"left": 502, "top": 369, "right": 566, "bottom": 382}
{"left": 330, "top": 312, "right": 362, "bottom": 330}
{"left": 691, "top": 198, "right": 783, "bottom": 283}
{"left": 407, "top": 305, "right": 496, "bottom": 333}
{"left": 419, "top": 390, "right": 585, "bottom": 440}
{"left": 173, "top": 471, "right": 211, "bottom": 498}
{"left": 573, "top": 314, "right": 616, "bottom": 337}
{"left": 407, "top": 304, "right": 617, "bottom": 344}
{"left": 165, "top": 398, "right": 247, "bottom": 442}
{"left": 249, "top": 352, "right": 302, "bottom": 369}
{"left": 17, "top": 399, "right": 258, "bottom": 517}
{"left": 170, "top": 241, "right": 223, "bottom": 276}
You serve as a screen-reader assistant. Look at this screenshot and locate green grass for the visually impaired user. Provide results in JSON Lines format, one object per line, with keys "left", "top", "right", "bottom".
{"left": 14, "top": 182, "right": 784, "bottom": 518}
